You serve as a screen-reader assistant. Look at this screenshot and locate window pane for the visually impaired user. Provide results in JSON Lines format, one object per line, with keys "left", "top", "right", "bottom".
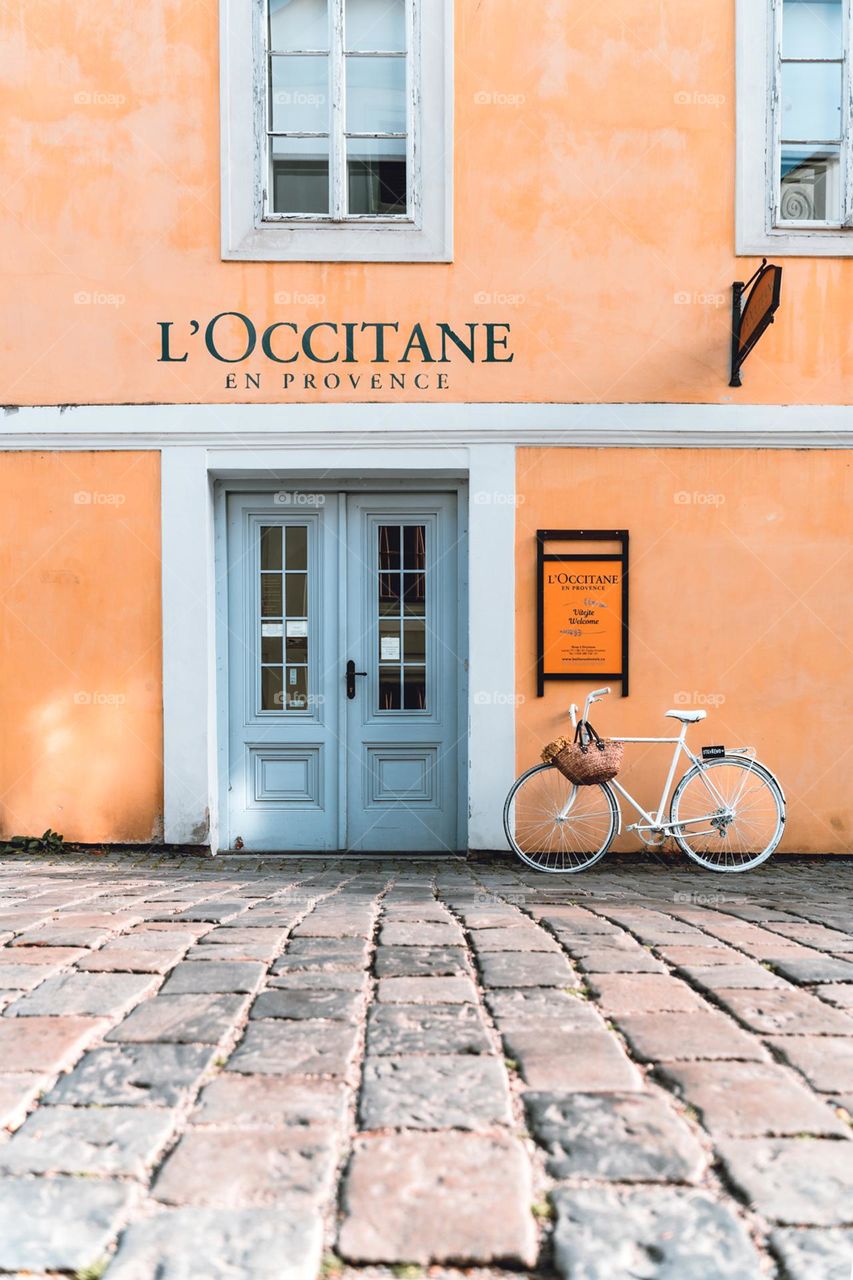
{"left": 262, "top": 666, "right": 284, "bottom": 710}
{"left": 260, "top": 526, "right": 282, "bottom": 570}
{"left": 262, "top": 634, "right": 283, "bottom": 663}
{"left": 285, "top": 574, "right": 308, "bottom": 615}
{"left": 261, "top": 574, "right": 283, "bottom": 617}
{"left": 379, "top": 572, "right": 401, "bottom": 614}
{"left": 378, "top": 525, "right": 401, "bottom": 570}
{"left": 286, "top": 630, "right": 308, "bottom": 662}
{"left": 783, "top": 0, "right": 842, "bottom": 58}
{"left": 346, "top": 56, "right": 406, "bottom": 133}
{"left": 346, "top": 0, "right": 405, "bottom": 51}
{"left": 379, "top": 618, "right": 402, "bottom": 662}
{"left": 271, "top": 56, "right": 329, "bottom": 131}
{"left": 379, "top": 667, "right": 401, "bottom": 710}
{"left": 403, "top": 524, "right": 425, "bottom": 570}
{"left": 781, "top": 62, "right": 842, "bottom": 140}
{"left": 403, "top": 667, "right": 426, "bottom": 710}
{"left": 780, "top": 145, "right": 841, "bottom": 220}
{"left": 403, "top": 619, "right": 425, "bottom": 662}
{"left": 271, "top": 137, "right": 329, "bottom": 214}
{"left": 285, "top": 666, "right": 308, "bottom": 709}
{"left": 269, "top": 0, "right": 329, "bottom": 50}
{"left": 348, "top": 139, "right": 407, "bottom": 214}
{"left": 285, "top": 524, "right": 308, "bottom": 570}
{"left": 402, "top": 572, "right": 425, "bottom": 616}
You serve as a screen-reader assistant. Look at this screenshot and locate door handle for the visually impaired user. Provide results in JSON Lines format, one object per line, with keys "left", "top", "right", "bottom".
{"left": 346, "top": 659, "right": 367, "bottom": 700}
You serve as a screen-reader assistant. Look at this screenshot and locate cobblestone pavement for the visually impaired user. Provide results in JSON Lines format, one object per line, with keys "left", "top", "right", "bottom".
{"left": 0, "top": 853, "right": 851, "bottom": 1279}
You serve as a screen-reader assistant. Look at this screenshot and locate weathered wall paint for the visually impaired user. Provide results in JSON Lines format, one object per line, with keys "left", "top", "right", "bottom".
{"left": 516, "top": 448, "right": 853, "bottom": 854}
{"left": 1, "top": 0, "right": 851, "bottom": 405}
{"left": 0, "top": 453, "right": 162, "bottom": 842}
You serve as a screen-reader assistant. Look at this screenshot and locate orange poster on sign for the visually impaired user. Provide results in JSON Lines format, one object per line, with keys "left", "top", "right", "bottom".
{"left": 542, "top": 559, "right": 623, "bottom": 676}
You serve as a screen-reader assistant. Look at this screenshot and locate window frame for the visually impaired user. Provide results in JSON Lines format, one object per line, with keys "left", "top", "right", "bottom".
{"left": 737, "top": 0, "right": 853, "bottom": 255}
{"left": 220, "top": 0, "right": 453, "bottom": 262}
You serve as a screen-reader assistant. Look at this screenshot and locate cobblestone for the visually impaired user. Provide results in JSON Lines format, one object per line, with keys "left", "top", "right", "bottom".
{"left": 551, "top": 1186, "right": 766, "bottom": 1279}
{"left": 716, "top": 1137, "right": 853, "bottom": 1225}
{"left": 0, "top": 855, "right": 851, "bottom": 1277}
{"left": 360, "top": 1055, "right": 513, "bottom": 1129}
{"left": 338, "top": 1131, "right": 537, "bottom": 1265}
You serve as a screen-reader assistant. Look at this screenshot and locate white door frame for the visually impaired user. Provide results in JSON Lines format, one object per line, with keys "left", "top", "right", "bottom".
{"left": 161, "top": 443, "right": 516, "bottom": 854}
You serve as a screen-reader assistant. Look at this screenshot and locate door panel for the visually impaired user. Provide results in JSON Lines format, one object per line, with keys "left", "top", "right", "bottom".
{"left": 344, "top": 494, "right": 460, "bottom": 852}
{"left": 226, "top": 495, "right": 339, "bottom": 850}
{"left": 225, "top": 489, "right": 462, "bottom": 853}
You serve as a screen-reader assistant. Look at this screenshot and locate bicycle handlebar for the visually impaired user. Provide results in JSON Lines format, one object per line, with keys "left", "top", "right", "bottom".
{"left": 571, "top": 687, "right": 611, "bottom": 728}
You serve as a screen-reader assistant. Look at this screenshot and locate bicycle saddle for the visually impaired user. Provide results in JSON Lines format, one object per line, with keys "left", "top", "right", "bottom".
{"left": 665, "top": 709, "right": 707, "bottom": 723}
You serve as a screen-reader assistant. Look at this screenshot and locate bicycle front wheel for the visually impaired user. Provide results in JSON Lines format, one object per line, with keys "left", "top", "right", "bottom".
{"left": 669, "top": 757, "right": 785, "bottom": 872}
{"left": 503, "top": 762, "right": 618, "bottom": 873}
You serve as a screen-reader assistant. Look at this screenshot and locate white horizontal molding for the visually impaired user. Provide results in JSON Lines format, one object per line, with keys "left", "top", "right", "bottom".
{"left": 1, "top": 403, "right": 851, "bottom": 450}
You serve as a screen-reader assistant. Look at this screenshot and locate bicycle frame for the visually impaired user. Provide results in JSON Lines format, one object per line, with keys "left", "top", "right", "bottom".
{"left": 565, "top": 688, "right": 757, "bottom": 834}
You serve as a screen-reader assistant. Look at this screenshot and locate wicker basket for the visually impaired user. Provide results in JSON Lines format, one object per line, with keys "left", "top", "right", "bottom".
{"left": 542, "top": 721, "right": 623, "bottom": 786}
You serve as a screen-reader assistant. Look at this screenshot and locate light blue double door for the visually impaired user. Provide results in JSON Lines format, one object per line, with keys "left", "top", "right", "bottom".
{"left": 225, "top": 490, "right": 463, "bottom": 852}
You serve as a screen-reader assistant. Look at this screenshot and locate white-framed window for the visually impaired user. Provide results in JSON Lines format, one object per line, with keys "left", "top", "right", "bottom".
{"left": 220, "top": 0, "right": 453, "bottom": 262}
{"left": 737, "top": 0, "right": 853, "bottom": 255}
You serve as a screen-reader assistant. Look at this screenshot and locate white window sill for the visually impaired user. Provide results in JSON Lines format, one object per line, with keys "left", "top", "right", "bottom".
{"left": 221, "top": 217, "right": 453, "bottom": 264}
{"left": 737, "top": 225, "right": 853, "bottom": 258}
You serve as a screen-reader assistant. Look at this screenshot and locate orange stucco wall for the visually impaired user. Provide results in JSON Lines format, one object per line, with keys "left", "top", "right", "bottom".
{"left": 516, "top": 448, "right": 853, "bottom": 854}
{"left": 0, "top": 453, "right": 163, "bottom": 842}
{"left": 1, "top": 0, "right": 851, "bottom": 405}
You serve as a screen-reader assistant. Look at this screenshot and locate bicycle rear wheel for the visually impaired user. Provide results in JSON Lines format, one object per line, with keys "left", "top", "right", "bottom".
{"left": 503, "top": 763, "right": 618, "bottom": 873}
{"left": 669, "top": 757, "right": 785, "bottom": 871}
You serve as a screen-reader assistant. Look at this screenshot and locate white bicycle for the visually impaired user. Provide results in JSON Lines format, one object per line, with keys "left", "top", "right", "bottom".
{"left": 504, "top": 687, "right": 785, "bottom": 874}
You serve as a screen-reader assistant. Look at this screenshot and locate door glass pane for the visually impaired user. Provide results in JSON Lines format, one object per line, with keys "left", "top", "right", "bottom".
{"left": 261, "top": 574, "right": 283, "bottom": 617}
{"left": 271, "top": 56, "right": 330, "bottom": 132}
{"left": 783, "top": 0, "right": 842, "bottom": 58}
{"left": 404, "top": 619, "right": 425, "bottom": 661}
{"left": 378, "top": 525, "right": 400, "bottom": 569}
{"left": 269, "top": 0, "right": 329, "bottom": 50}
{"left": 262, "top": 666, "right": 284, "bottom": 711}
{"left": 261, "top": 526, "right": 282, "bottom": 570}
{"left": 379, "top": 572, "right": 400, "bottom": 614}
{"left": 285, "top": 574, "right": 308, "bottom": 616}
{"left": 379, "top": 667, "right": 401, "bottom": 710}
{"left": 260, "top": 525, "right": 310, "bottom": 712}
{"left": 403, "top": 524, "right": 425, "bottom": 570}
{"left": 375, "top": 523, "right": 427, "bottom": 713}
{"left": 781, "top": 62, "right": 842, "bottom": 141}
{"left": 271, "top": 136, "right": 330, "bottom": 214}
{"left": 286, "top": 525, "right": 308, "bottom": 569}
{"left": 285, "top": 666, "right": 308, "bottom": 709}
{"left": 345, "top": 0, "right": 405, "bottom": 51}
{"left": 346, "top": 56, "right": 406, "bottom": 133}
{"left": 780, "top": 145, "right": 841, "bottom": 220}
{"left": 348, "top": 140, "right": 407, "bottom": 214}
{"left": 402, "top": 572, "right": 425, "bottom": 616}
{"left": 403, "top": 667, "right": 426, "bottom": 710}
